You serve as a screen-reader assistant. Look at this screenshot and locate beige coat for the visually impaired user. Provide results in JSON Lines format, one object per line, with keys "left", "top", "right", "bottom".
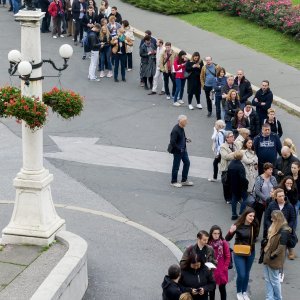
{"left": 220, "top": 142, "right": 236, "bottom": 172}
{"left": 159, "top": 49, "right": 176, "bottom": 73}
{"left": 241, "top": 149, "right": 258, "bottom": 192}
{"left": 234, "top": 135, "right": 245, "bottom": 151}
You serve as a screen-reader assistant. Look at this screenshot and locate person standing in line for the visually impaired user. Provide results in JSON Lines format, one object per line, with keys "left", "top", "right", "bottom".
{"left": 227, "top": 151, "right": 249, "bottom": 220}
{"left": 263, "top": 210, "right": 290, "bottom": 300}
{"left": 253, "top": 123, "right": 282, "bottom": 175}
{"left": 169, "top": 115, "right": 193, "bottom": 188}
{"left": 212, "top": 67, "right": 227, "bottom": 120}
{"left": 39, "top": 0, "right": 51, "bottom": 33}
{"left": 225, "top": 207, "right": 259, "bottom": 300}
{"left": 224, "top": 89, "right": 241, "bottom": 131}
{"left": 263, "top": 108, "right": 283, "bottom": 138}
{"left": 254, "top": 162, "right": 277, "bottom": 233}
{"left": 185, "top": 51, "right": 204, "bottom": 110}
{"left": 241, "top": 137, "right": 258, "bottom": 194}
{"left": 278, "top": 176, "right": 298, "bottom": 216}
{"left": 208, "top": 120, "right": 226, "bottom": 183}
{"left": 87, "top": 23, "right": 101, "bottom": 81}
{"left": 283, "top": 138, "right": 297, "bottom": 157}
{"left": 200, "top": 56, "right": 221, "bottom": 117}
{"left": 234, "top": 128, "right": 250, "bottom": 151}
{"left": 98, "top": 25, "right": 112, "bottom": 78}
{"left": 48, "top": 0, "right": 65, "bottom": 38}
{"left": 252, "top": 80, "right": 273, "bottom": 125}
{"left": 159, "top": 42, "right": 176, "bottom": 100}
{"left": 291, "top": 161, "right": 300, "bottom": 227}
{"left": 148, "top": 38, "right": 165, "bottom": 95}
{"left": 220, "top": 131, "right": 236, "bottom": 203}
{"left": 231, "top": 109, "right": 250, "bottom": 139}
{"left": 173, "top": 50, "right": 188, "bottom": 107}
{"left": 208, "top": 225, "right": 231, "bottom": 300}
{"left": 243, "top": 101, "right": 260, "bottom": 138}
{"left": 122, "top": 20, "right": 135, "bottom": 71}
{"left": 234, "top": 70, "right": 253, "bottom": 109}
{"left": 221, "top": 75, "right": 239, "bottom": 117}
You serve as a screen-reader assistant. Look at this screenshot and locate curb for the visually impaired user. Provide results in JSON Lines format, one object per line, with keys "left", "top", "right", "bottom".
{"left": 132, "top": 27, "right": 300, "bottom": 117}
{"left": 30, "top": 230, "right": 88, "bottom": 300}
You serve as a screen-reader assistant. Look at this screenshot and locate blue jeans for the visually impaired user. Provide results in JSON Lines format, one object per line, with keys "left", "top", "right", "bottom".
{"left": 234, "top": 250, "right": 255, "bottom": 293}
{"left": 114, "top": 53, "right": 126, "bottom": 80}
{"left": 171, "top": 151, "right": 190, "bottom": 183}
{"left": 174, "top": 78, "right": 186, "bottom": 102}
{"left": 295, "top": 200, "right": 300, "bottom": 228}
{"left": 264, "top": 265, "right": 282, "bottom": 300}
{"left": 231, "top": 191, "right": 248, "bottom": 217}
{"left": 100, "top": 46, "right": 112, "bottom": 71}
{"left": 12, "top": 0, "right": 20, "bottom": 13}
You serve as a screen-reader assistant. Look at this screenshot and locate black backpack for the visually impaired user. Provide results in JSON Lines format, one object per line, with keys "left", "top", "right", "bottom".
{"left": 287, "top": 229, "right": 298, "bottom": 249}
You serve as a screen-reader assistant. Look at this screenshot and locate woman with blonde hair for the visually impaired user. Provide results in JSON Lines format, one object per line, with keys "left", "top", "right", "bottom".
{"left": 99, "top": 26, "right": 112, "bottom": 78}
{"left": 283, "top": 138, "right": 297, "bottom": 157}
{"left": 263, "top": 210, "right": 290, "bottom": 300}
{"left": 224, "top": 89, "right": 241, "bottom": 130}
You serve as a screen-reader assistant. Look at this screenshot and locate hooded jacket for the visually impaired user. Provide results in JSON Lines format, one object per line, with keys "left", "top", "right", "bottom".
{"left": 161, "top": 276, "right": 190, "bottom": 300}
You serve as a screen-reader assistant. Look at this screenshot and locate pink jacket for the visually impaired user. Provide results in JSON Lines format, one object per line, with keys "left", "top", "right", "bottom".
{"left": 173, "top": 58, "right": 186, "bottom": 79}
{"left": 209, "top": 239, "right": 230, "bottom": 285}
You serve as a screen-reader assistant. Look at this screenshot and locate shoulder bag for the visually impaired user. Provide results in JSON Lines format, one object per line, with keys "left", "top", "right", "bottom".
{"left": 233, "top": 226, "right": 253, "bottom": 256}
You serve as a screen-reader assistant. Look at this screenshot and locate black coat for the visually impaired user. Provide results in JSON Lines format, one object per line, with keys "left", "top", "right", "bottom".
{"left": 234, "top": 76, "right": 253, "bottom": 104}
{"left": 252, "top": 88, "right": 273, "bottom": 122}
{"left": 81, "top": 13, "right": 97, "bottom": 32}
{"left": 221, "top": 83, "right": 239, "bottom": 107}
{"left": 71, "top": 0, "right": 81, "bottom": 20}
{"left": 274, "top": 154, "right": 299, "bottom": 182}
{"left": 245, "top": 110, "right": 260, "bottom": 138}
{"left": 161, "top": 276, "right": 190, "bottom": 300}
{"left": 186, "top": 60, "right": 204, "bottom": 94}
{"left": 39, "top": 0, "right": 49, "bottom": 12}
{"left": 169, "top": 124, "right": 186, "bottom": 154}
{"left": 108, "top": 12, "right": 122, "bottom": 24}
{"left": 227, "top": 159, "right": 248, "bottom": 196}
{"left": 224, "top": 100, "right": 241, "bottom": 122}
{"left": 231, "top": 117, "right": 250, "bottom": 138}
{"left": 180, "top": 267, "right": 215, "bottom": 300}
{"left": 263, "top": 117, "right": 283, "bottom": 138}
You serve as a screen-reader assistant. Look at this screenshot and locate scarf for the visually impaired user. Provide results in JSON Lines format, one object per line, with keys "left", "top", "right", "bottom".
{"left": 210, "top": 239, "right": 224, "bottom": 262}
{"left": 244, "top": 107, "right": 252, "bottom": 117}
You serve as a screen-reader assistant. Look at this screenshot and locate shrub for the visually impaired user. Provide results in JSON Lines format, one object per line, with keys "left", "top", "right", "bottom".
{"left": 121, "top": 0, "right": 220, "bottom": 15}
{"left": 220, "top": 0, "right": 300, "bottom": 39}
{"left": 0, "top": 86, "right": 21, "bottom": 117}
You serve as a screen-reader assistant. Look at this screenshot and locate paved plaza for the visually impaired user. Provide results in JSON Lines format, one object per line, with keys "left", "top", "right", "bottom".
{"left": 0, "top": 4, "right": 300, "bottom": 300}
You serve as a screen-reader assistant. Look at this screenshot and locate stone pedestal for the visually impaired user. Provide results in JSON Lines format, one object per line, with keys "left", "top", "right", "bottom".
{"left": 2, "top": 9, "right": 65, "bottom": 246}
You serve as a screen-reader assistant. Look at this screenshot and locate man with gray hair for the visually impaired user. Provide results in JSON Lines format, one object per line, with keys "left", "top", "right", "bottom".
{"left": 168, "top": 115, "right": 193, "bottom": 188}
{"left": 274, "top": 146, "right": 299, "bottom": 182}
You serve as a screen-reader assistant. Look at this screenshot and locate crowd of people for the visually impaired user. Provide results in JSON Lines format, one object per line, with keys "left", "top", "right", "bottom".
{"left": 5, "top": 1, "right": 299, "bottom": 300}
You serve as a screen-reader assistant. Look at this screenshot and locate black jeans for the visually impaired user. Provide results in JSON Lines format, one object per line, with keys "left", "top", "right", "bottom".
{"left": 163, "top": 72, "right": 176, "bottom": 96}
{"left": 213, "top": 155, "right": 221, "bottom": 179}
{"left": 209, "top": 284, "right": 227, "bottom": 300}
{"left": 73, "top": 18, "right": 80, "bottom": 42}
{"left": 254, "top": 201, "right": 265, "bottom": 235}
{"left": 204, "top": 85, "right": 213, "bottom": 112}
{"left": 171, "top": 151, "right": 190, "bottom": 183}
{"left": 222, "top": 171, "right": 232, "bottom": 202}
{"left": 41, "top": 12, "right": 50, "bottom": 32}
{"left": 215, "top": 95, "right": 222, "bottom": 120}
{"left": 188, "top": 91, "right": 201, "bottom": 105}
{"left": 126, "top": 53, "right": 133, "bottom": 69}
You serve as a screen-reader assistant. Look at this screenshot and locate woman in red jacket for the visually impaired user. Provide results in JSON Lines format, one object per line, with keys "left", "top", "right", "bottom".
{"left": 48, "top": 0, "right": 64, "bottom": 39}
{"left": 173, "top": 50, "right": 187, "bottom": 107}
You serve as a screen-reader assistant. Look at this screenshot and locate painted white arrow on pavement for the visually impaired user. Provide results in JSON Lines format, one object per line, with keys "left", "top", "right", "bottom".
{"left": 45, "top": 136, "right": 213, "bottom": 179}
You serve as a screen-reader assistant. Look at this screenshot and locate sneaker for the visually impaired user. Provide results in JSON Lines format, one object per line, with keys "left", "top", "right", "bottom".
{"left": 166, "top": 95, "right": 171, "bottom": 100}
{"left": 99, "top": 71, "right": 105, "bottom": 78}
{"left": 148, "top": 91, "right": 156, "bottom": 95}
{"left": 171, "top": 182, "right": 182, "bottom": 188}
{"left": 178, "top": 99, "right": 184, "bottom": 104}
{"left": 242, "top": 292, "right": 250, "bottom": 300}
{"left": 208, "top": 178, "right": 217, "bottom": 182}
{"left": 90, "top": 77, "right": 100, "bottom": 82}
{"left": 158, "top": 91, "right": 165, "bottom": 95}
{"left": 114, "top": 78, "right": 119, "bottom": 82}
{"left": 196, "top": 104, "right": 203, "bottom": 109}
{"left": 60, "top": 35, "right": 64, "bottom": 38}
{"left": 127, "top": 68, "right": 132, "bottom": 71}
{"left": 181, "top": 181, "right": 194, "bottom": 186}
{"left": 107, "top": 71, "right": 113, "bottom": 78}
{"left": 207, "top": 112, "right": 212, "bottom": 117}
{"left": 122, "top": 79, "right": 126, "bottom": 82}
{"left": 279, "top": 272, "right": 284, "bottom": 283}
{"left": 188, "top": 105, "right": 194, "bottom": 110}
{"left": 236, "top": 293, "right": 244, "bottom": 300}
{"left": 52, "top": 35, "right": 57, "bottom": 39}
{"left": 173, "top": 102, "right": 181, "bottom": 107}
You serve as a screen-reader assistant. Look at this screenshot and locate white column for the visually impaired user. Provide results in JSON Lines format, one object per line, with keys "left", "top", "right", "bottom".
{"left": 2, "top": 10, "right": 65, "bottom": 246}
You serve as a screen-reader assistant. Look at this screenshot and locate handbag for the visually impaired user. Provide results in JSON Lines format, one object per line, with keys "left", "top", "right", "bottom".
{"left": 287, "top": 228, "right": 298, "bottom": 248}
{"left": 233, "top": 227, "right": 253, "bottom": 256}
{"left": 184, "top": 71, "right": 191, "bottom": 79}
{"left": 167, "top": 143, "right": 173, "bottom": 154}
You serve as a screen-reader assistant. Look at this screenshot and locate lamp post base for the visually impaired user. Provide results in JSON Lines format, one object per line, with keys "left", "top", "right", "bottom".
{"left": 1, "top": 170, "right": 65, "bottom": 246}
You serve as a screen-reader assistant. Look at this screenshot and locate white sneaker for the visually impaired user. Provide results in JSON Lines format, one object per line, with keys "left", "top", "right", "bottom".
{"left": 279, "top": 272, "right": 284, "bottom": 283}
{"left": 60, "top": 34, "right": 64, "bottom": 38}
{"left": 196, "top": 104, "right": 203, "bottom": 109}
{"left": 242, "top": 292, "right": 250, "bottom": 300}
{"left": 171, "top": 182, "right": 182, "bottom": 188}
{"left": 188, "top": 105, "right": 194, "bottom": 110}
{"left": 107, "top": 71, "right": 113, "bottom": 78}
{"left": 52, "top": 35, "right": 57, "bottom": 39}
{"left": 99, "top": 71, "right": 105, "bottom": 78}
{"left": 178, "top": 99, "right": 184, "bottom": 104}
{"left": 173, "top": 102, "right": 181, "bottom": 107}
{"left": 208, "top": 178, "right": 217, "bottom": 182}
{"left": 90, "top": 77, "right": 100, "bottom": 82}
{"left": 181, "top": 181, "right": 193, "bottom": 186}
{"left": 166, "top": 96, "right": 171, "bottom": 100}
{"left": 237, "top": 293, "right": 244, "bottom": 300}
{"left": 127, "top": 68, "right": 132, "bottom": 71}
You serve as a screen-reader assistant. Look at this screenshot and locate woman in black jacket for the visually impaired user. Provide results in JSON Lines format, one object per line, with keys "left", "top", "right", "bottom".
{"left": 185, "top": 52, "right": 204, "bottom": 110}
{"left": 278, "top": 176, "right": 298, "bottom": 207}
{"left": 224, "top": 90, "right": 241, "bottom": 131}
{"left": 231, "top": 109, "right": 250, "bottom": 138}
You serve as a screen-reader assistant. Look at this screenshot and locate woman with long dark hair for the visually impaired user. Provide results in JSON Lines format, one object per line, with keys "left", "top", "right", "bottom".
{"left": 208, "top": 225, "right": 230, "bottom": 300}
{"left": 231, "top": 109, "right": 250, "bottom": 138}
{"left": 185, "top": 52, "right": 204, "bottom": 110}
{"left": 278, "top": 176, "right": 298, "bottom": 208}
{"left": 225, "top": 207, "right": 259, "bottom": 300}
{"left": 173, "top": 50, "right": 187, "bottom": 107}
{"left": 291, "top": 161, "right": 300, "bottom": 227}
{"left": 224, "top": 90, "right": 241, "bottom": 130}
{"left": 213, "top": 67, "right": 227, "bottom": 120}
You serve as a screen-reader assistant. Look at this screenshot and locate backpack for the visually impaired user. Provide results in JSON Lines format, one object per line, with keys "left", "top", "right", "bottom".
{"left": 83, "top": 31, "right": 96, "bottom": 53}
{"left": 286, "top": 229, "right": 298, "bottom": 248}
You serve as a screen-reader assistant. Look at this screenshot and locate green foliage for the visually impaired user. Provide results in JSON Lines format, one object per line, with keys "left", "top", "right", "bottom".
{"left": 43, "top": 87, "right": 84, "bottom": 120}
{"left": 121, "top": 0, "right": 220, "bottom": 15}
{"left": 0, "top": 86, "right": 21, "bottom": 117}
{"left": 180, "top": 12, "right": 300, "bottom": 69}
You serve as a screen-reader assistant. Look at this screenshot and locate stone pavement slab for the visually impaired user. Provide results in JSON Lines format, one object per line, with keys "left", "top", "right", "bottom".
{"left": 114, "top": 0, "right": 300, "bottom": 107}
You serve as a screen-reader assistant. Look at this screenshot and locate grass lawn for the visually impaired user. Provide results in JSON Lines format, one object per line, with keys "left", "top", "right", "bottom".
{"left": 292, "top": 0, "right": 300, "bottom": 4}
{"left": 180, "top": 12, "right": 300, "bottom": 69}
